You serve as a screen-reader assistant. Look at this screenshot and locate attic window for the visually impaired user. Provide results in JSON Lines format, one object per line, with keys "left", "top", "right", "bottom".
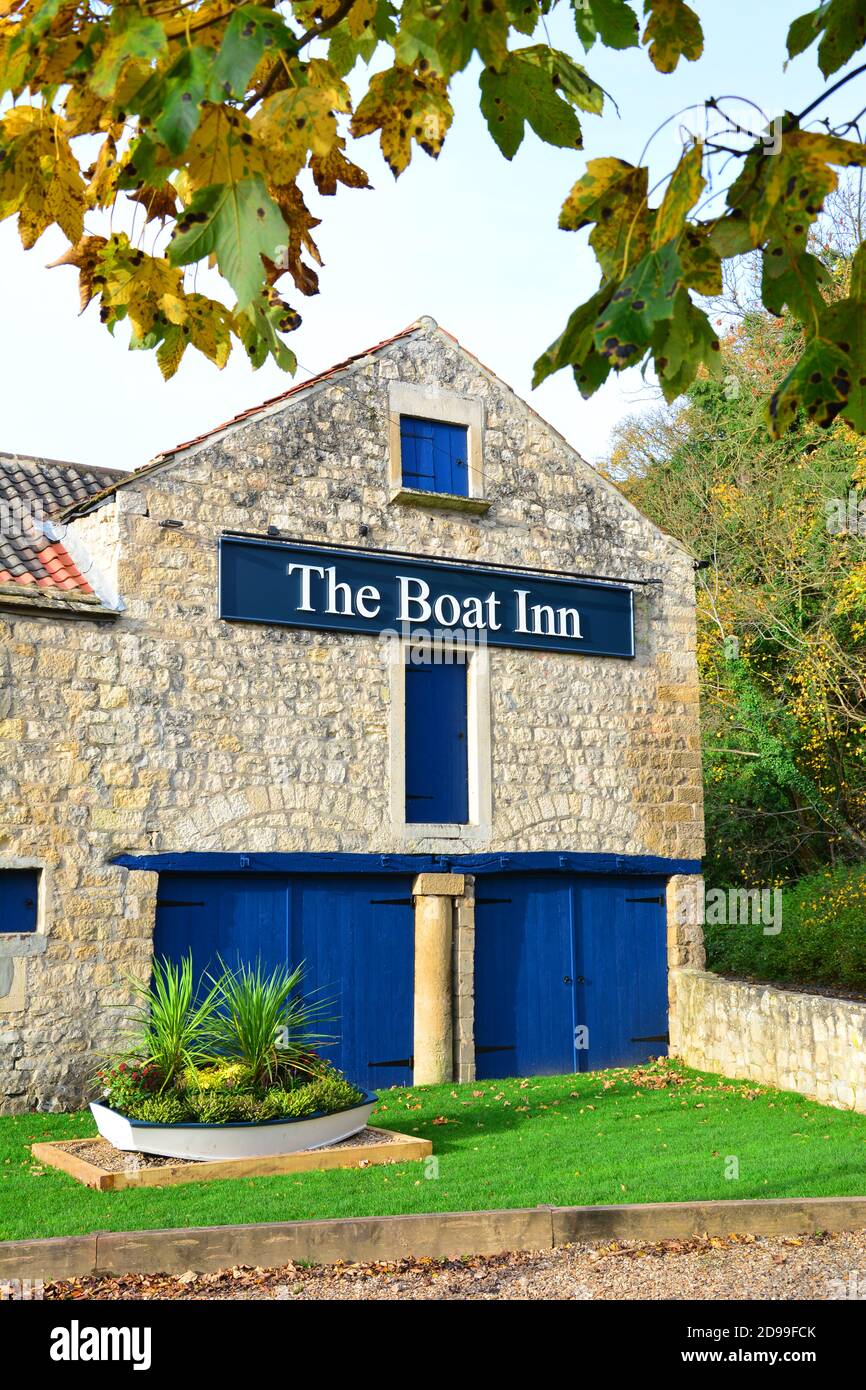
{"left": 399, "top": 416, "right": 469, "bottom": 498}
{"left": 387, "top": 382, "right": 490, "bottom": 515}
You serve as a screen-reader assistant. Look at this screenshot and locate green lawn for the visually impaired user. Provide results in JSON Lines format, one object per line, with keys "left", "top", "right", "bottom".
{"left": 4, "top": 1060, "right": 866, "bottom": 1242}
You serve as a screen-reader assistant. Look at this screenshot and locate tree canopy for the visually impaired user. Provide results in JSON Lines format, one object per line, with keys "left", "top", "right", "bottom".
{"left": 608, "top": 229, "right": 866, "bottom": 885}
{"left": 1, "top": 0, "right": 866, "bottom": 432}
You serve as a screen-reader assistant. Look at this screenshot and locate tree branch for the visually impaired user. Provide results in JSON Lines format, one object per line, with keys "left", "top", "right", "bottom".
{"left": 243, "top": 0, "right": 357, "bottom": 113}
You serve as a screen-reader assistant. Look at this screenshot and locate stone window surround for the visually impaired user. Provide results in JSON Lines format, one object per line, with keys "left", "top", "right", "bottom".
{"left": 387, "top": 381, "right": 490, "bottom": 514}
{"left": 388, "top": 638, "right": 492, "bottom": 844}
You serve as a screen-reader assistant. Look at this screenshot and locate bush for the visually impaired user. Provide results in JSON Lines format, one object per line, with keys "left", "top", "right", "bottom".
{"left": 705, "top": 863, "right": 866, "bottom": 993}
{"left": 186, "top": 1091, "right": 245, "bottom": 1124}
{"left": 96, "top": 1062, "right": 162, "bottom": 1113}
{"left": 124, "top": 1094, "right": 193, "bottom": 1124}
{"left": 181, "top": 1061, "right": 257, "bottom": 1094}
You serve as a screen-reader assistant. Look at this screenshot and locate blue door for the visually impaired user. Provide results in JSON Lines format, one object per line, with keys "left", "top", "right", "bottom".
{"left": 290, "top": 875, "right": 414, "bottom": 1089}
{"left": 154, "top": 872, "right": 414, "bottom": 1088}
{"left": 474, "top": 875, "right": 576, "bottom": 1078}
{"left": 574, "top": 875, "right": 669, "bottom": 1069}
{"left": 154, "top": 873, "right": 289, "bottom": 985}
{"left": 405, "top": 658, "right": 468, "bottom": 823}
{"left": 473, "top": 874, "right": 669, "bottom": 1078}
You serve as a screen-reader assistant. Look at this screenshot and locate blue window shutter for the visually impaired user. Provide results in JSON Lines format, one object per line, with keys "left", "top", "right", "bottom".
{"left": 0, "top": 870, "right": 38, "bottom": 932}
{"left": 405, "top": 660, "right": 469, "bottom": 823}
{"left": 400, "top": 416, "right": 469, "bottom": 497}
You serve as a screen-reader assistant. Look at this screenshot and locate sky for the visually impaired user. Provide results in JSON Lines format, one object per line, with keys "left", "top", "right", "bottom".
{"left": 0, "top": 1, "right": 862, "bottom": 473}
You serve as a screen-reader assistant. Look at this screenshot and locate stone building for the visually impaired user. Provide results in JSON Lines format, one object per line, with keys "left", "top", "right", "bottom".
{"left": 0, "top": 317, "right": 704, "bottom": 1112}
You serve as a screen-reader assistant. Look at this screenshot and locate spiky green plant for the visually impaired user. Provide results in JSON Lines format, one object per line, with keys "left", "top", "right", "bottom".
{"left": 124, "top": 954, "right": 221, "bottom": 1091}
{"left": 209, "top": 959, "right": 331, "bottom": 1087}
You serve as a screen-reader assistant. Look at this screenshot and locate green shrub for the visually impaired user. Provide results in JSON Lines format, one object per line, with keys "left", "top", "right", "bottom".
{"left": 124, "top": 1094, "right": 193, "bottom": 1124}
{"left": 186, "top": 1091, "right": 245, "bottom": 1124}
{"left": 705, "top": 864, "right": 866, "bottom": 992}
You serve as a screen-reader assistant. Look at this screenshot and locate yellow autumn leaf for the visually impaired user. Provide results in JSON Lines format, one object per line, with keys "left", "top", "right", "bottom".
{"left": 351, "top": 65, "right": 453, "bottom": 176}
{"left": 0, "top": 105, "right": 85, "bottom": 247}
{"left": 253, "top": 81, "right": 344, "bottom": 185}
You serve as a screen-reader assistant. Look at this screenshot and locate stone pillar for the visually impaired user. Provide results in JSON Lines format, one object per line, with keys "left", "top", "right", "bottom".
{"left": 453, "top": 875, "right": 476, "bottom": 1082}
{"left": 412, "top": 873, "right": 463, "bottom": 1085}
{"left": 666, "top": 873, "right": 705, "bottom": 1054}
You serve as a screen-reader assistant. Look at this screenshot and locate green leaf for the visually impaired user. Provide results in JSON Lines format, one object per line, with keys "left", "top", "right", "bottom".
{"left": 480, "top": 46, "right": 602, "bottom": 159}
{"left": 786, "top": 0, "right": 866, "bottom": 77}
{"left": 533, "top": 285, "right": 613, "bottom": 387}
{"left": 90, "top": 13, "right": 166, "bottom": 100}
{"left": 641, "top": 0, "right": 703, "bottom": 74}
{"left": 767, "top": 337, "right": 853, "bottom": 436}
{"left": 651, "top": 287, "right": 722, "bottom": 402}
{"left": 235, "top": 290, "right": 299, "bottom": 371}
{"left": 168, "top": 175, "right": 288, "bottom": 310}
{"left": 136, "top": 48, "right": 216, "bottom": 156}
{"left": 593, "top": 241, "right": 681, "bottom": 369}
{"left": 395, "top": 0, "right": 511, "bottom": 77}
{"left": 212, "top": 6, "right": 294, "bottom": 101}
{"left": 572, "top": 0, "right": 640, "bottom": 52}
{"left": 762, "top": 246, "right": 830, "bottom": 323}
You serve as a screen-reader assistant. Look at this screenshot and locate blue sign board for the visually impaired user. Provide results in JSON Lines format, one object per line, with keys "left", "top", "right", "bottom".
{"left": 219, "top": 536, "right": 635, "bottom": 658}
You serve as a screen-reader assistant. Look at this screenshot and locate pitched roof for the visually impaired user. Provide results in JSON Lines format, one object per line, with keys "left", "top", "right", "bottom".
{"left": 0, "top": 453, "right": 126, "bottom": 601}
{"left": 59, "top": 321, "right": 428, "bottom": 518}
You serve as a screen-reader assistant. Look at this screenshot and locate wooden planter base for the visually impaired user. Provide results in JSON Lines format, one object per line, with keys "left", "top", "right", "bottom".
{"left": 31, "top": 1128, "right": 432, "bottom": 1192}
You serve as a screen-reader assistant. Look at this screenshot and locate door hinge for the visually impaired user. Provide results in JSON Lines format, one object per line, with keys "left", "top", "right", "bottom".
{"left": 157, "top": 900, "right": 206, "bottom": 908}
{"left": 474, "top": 897, "right": 513, "bottom": 905}
{"left": 368, "top": 1057, "right": 414, "bottom": 1068}
{"left": 475, "top": 1045, "right": 516, "bottom": 1054}
{"left": 625, "top": 896, "right": 665, "bottom": 905}
{"left": 630, "top": 1033, "right": 670, "bottom": 1044}
{"left": 369, "top": 898, "right": 414, "bottom": 906}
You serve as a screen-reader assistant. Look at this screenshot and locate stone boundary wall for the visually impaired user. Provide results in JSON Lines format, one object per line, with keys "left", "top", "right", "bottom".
{"left": 670, "top": 968, "right": 866, "bottom": 1113}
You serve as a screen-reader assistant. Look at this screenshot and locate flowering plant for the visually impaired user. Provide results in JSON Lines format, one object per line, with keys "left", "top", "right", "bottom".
{"left": 96, "top": 1062, "right": 162, "bottom": 1113}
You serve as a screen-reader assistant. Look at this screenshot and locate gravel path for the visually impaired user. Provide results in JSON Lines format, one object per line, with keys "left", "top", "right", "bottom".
{"left": 40, "top": 1230, "right": 866, "bottom": 1301}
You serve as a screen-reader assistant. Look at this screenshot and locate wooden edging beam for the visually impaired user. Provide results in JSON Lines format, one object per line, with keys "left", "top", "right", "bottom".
{"left": 4, "top": 1196, "right": 866, "bottom": 1283}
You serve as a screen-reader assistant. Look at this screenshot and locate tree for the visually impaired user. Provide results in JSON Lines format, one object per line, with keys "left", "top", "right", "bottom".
{"left": 1, "top": 0, "right": 866, "bottom": 428}
{"left": 606, "top": 243, "right": 866, "bottom": 884}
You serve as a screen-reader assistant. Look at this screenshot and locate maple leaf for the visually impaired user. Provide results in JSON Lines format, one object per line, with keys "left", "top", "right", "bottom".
{"left": 593, "top": 241, "right": 682, "bottom": 369}
{"left": 128, "top": 181, "right": 179, "bottom": 225}
{"left": 395, "top": 0, "right": 511, "bottom": 78}
{"left": 310, "top": 136, "right": 370, "bottom": 195}
{"left": 641, "top": 0, "right": 703, "bottom": 73}
{"left": 268, "top": 182, "right": 323, "bottom": 295}
{"left": 559, "top": 157, "right": 650, "bottom": 276}
{"left": 572, "top": 0, "right": 640, "bottom": 52}
{"left": 168, "top": 174, "right": 288, "bottom": 309}
{"left": 787, "top": 0, "right": 866, "bottom": 77}
{"left": 351, "top": 65, "right": 453, "bottom": 175}
{"left": 252, "top": 70, "right": 348, "bottom": 183}
{"left": 653, "top": 141, "right": 704, "bottom": 247}
{"left": 89, "top": 11, "right": 167, "bottom": 101}
{"left": 46, "top": 234, "right": 109, "bottom": 312}
{"left": 0, "top": 105, "right": 84, "bottom": 247}
{"left": 84, "top": 134, "right": 119, "bottom": 210}
{"left": 479, "top": 45, "right": 603, "bottom": 159}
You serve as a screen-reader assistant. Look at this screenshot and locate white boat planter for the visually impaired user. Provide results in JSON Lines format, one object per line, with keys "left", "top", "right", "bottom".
{"left": 90, "top": 1092, "right": 378, "bottom": 1162}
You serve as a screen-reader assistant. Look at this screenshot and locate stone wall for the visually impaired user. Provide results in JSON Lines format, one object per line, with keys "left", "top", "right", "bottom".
{"left": 670, "top": 969, "right": 866, "bottom": 1113}
{"left": 0, "top": 320, "right": 703, "bottom": 1109}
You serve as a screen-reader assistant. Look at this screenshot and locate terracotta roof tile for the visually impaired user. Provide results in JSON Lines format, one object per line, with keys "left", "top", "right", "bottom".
{"left": 0, "top": 453, "right": 125, "bottom": 597}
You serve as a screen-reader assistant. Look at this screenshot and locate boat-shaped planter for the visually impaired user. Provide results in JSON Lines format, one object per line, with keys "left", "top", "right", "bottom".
{"left": 90, "top": 1091, "right": 378, "bottom": 1162}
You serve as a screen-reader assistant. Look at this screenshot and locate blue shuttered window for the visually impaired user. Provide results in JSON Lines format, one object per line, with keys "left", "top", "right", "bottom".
{"left": 0, "top": 870, "right": 38, "bottom": 932}
{"left": 400, "top": 416, "right": 469, "bottom": 497}
{"left": 405, "top": 659, "right": 469, "bottom": 824}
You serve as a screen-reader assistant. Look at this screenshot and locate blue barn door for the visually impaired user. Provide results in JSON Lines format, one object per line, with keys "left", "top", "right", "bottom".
{"left": 290, "top": 875, "right": 414, "bottom": 1089}
{"left": 573, "top": 876, "right": 669, "bottom": 1070}
{"left": 155, "top": 872, "right": 415, "bottom": 1090}
{"left": 474, "top": 874, "right": 576, "bottom": 1079}
{"left": 405, "top": 659, "right": 468, "bottom": 824}
{"left": 154, "top": 873, "right": 290, "bottom": 988}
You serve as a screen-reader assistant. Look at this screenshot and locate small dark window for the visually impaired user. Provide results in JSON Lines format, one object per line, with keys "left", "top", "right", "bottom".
{"left": 0, "top": 869, "right": 38, "bottom": 933}
{"left": 400, "top": 416, "right": 469, "bottom": 497}
{"left": 405, "top": 659, "right": 469, "bottom": 824}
